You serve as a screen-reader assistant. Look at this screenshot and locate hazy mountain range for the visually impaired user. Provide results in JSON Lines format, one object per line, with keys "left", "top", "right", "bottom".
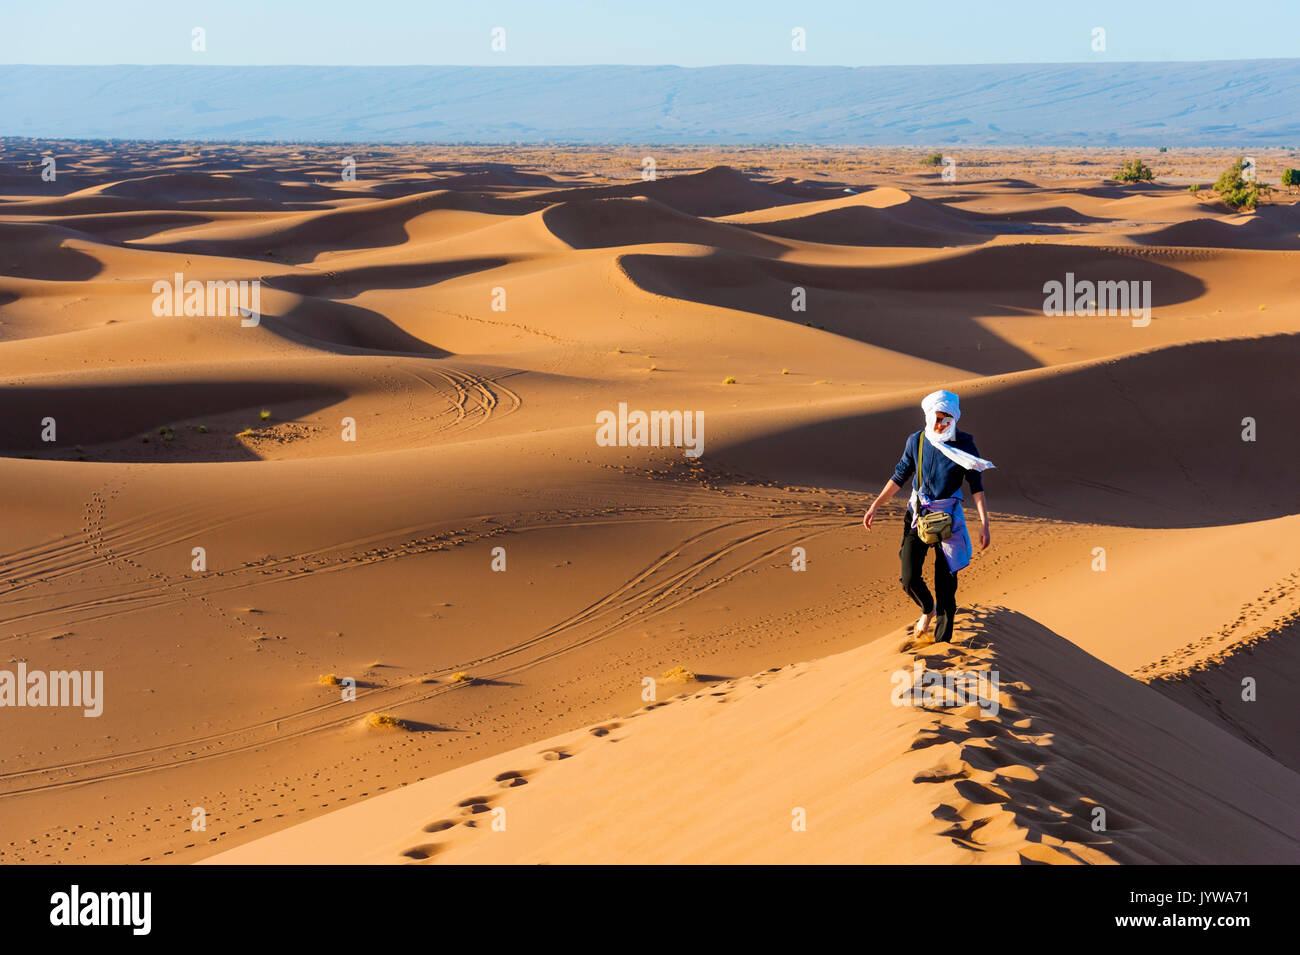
{"left": 3, "top": 60, "right": 1298, "bottom": 145}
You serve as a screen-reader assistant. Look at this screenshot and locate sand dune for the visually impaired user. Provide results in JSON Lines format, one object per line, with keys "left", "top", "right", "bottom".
{"left": 716, "top": 334, "right": 1299, "bottom": 525}
{"left": 544, "top": 196, "right": 789, "bottom": 254}
{"left": 128, "top": 191, "right": 539, "bottom": 262}
{"left": 1, "top": 146, "right": 1296, "bottom": 865}
{"left": 530, "top": 165, "right": 803, "bottom": 217}
{"left": 1133, "top": 206, "right": 1300, "bottom": 249}
{"left": 89, "top": 172, "right": 345, "bottom": 205}
{"left": 1147, "top": 611, "right": 1300, "bottom": 773}
{"left": 207, "top": 606, "right": 1300, "bottom": 865}
{"left": 719, "top": 188, "right": 989, "bottom": 247}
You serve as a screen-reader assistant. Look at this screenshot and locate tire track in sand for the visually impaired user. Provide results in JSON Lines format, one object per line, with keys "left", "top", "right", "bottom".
{"left": 0, "top": 505, "right": 842, "bottom": 797}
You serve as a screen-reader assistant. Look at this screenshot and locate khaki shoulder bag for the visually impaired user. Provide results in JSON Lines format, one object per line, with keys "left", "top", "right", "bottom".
{"left": 914, "top": 432, "right": 954, "bottom": 544}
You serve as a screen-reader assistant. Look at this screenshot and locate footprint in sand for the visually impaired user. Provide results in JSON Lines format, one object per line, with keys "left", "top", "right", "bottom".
{"left": 401, "top": 843, "right": 441, "bottom": 860}
{"left": 937, "top": 814, "right": 996, "bottom": 844}
{"left": 952, "top": 779, "right": 1009, "bottom": 805}
{"left": 909, "top": 726, "right": 967, "bottom": 750}
{"left": 1018, "top": 844, "right": 1089, "bottom": 865}
{"left": 913, "top": 759, "right": 969, "bottom": 784}
{"left": 965, "top": 738, "right": 1050, "bottom": 771}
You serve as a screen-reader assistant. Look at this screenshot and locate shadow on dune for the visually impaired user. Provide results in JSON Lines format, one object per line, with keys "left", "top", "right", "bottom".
{"left": 0, "top": 195, "right": 228, "bottom": 218}
{"left": 0, "top": 170, "right": 97, "bottom": 197}
{"left": 138, "top": 190, "right": 542, "bottom": 264}
{"left": 947, "top": 178, "right": 1041, "bottom": 190}
{"left": 767, "top": 176, "right": 854, "bottom": 201}
{"left": 432, "top": 163, "right": 566, "bottom": 189}
{"left": 0, "top": 380, "right": 348, "bottom": 459}
{"left": 542, "top": 197, "right": 787, "bottom": 254}
{"left": 268, "top": 295, "right": 452, "bottom": 357}
{"left": 930, "top": 197, "right": 1113, "bottom": 225}
{"left": 716, "top": 334, "right": 1298, "bottom": 528}
{"left": 270, "top": 257, "right": 508, "bottom": 300}
{"left": 920, "top": 605, "right": 1300, "bottom": 863}
{"left": 532, "top": 165, "right": 803, "bottom": 218}
{"left": 34, "top": 210, "right": 218, "bottom": 243}
{"left": 94, "top": 171, "right": 349, "bottom": 205}
{"left": 722, "top": 191, "right": 1010, "bottom": 247}
{"left": 259, "top": 258, "right": 509, "bottom": 357}
{"left": 0, "top": 222, "right": 104, "bottom": 281}
{"left": 620, "top": 244, "right": 1206, "bottom": 376}
{"left": 1132, "top": 206, "right": 1300, "bottom": 250}
{"left": 363, "top": 163, "right": 564, "bottom": 198}
{"left": 1148, "top": 612, "right": 1300, "bottom": 773}
{"left": 1074, "top": 182, "right": 1192, "bottom": 200}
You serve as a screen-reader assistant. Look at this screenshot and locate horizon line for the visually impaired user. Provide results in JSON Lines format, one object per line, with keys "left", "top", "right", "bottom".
{"left": 6, "top": 56, "right": 1300, "bottom": 69}
{"left": 1, "top": 137, "right": 1284, "bottom": 150}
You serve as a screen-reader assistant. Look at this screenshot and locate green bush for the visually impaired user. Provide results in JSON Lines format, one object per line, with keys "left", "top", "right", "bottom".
{"left": 1188, "top": 184, "right": 1201, "bottom": 194}
{"left": 1213, "top": 157, "right": 1270, "bottom": 211}
{"left": 1282, "top": 168, "right": 1299, "bottom": 189}
{"left": 920, "top": 152, "right": 944, "bottom": 166}
{"left": 1114, "top": 158, "right": 1154, "bottom": 182}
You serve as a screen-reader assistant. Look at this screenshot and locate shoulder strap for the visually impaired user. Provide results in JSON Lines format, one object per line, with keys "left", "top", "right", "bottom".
{"left": 914, "top": 432, "right": 924, "bottom": 500}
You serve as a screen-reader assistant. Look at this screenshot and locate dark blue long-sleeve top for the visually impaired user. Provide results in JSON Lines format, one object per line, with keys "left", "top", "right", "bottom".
{"left": 891, "top": 429, "right": 985, "bottom": 512}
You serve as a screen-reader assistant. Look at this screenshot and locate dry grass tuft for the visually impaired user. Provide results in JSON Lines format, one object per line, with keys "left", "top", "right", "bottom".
{"left": 364, "top": 712, "right": 406, "bottom": 730}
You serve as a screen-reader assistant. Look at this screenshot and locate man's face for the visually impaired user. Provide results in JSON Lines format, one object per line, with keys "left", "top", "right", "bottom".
{"left": 934, "top": 411, "right": 952, "bottom": 434}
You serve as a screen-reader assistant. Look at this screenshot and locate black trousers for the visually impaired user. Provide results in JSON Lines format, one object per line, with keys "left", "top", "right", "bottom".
{"left": 899, "top": 509, "right": 958, "bottom": 642}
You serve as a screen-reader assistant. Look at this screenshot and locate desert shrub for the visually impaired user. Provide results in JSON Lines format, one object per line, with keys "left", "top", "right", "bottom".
{"left": 1214, "top": 157, "right": 1270, "bottom": 210}
{"left": 1188, "top": 184, "right": 1200, "bottom": 194}
{"left": 920, "top": 152, "right": 943, "bottom": 166}
{"left": 1114, "top": 158, "right": 1154, "bottom": 182}
{"left": 1282, "top": 168, "right": 1299, "bottom": 189}
{"left": 364, "top": 712, "right": 406, "bottom": 729}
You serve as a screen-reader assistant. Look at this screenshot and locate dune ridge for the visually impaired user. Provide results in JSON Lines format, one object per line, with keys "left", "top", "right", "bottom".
{"left": 206, "top": 606, "right": 1300, "bottom": 865}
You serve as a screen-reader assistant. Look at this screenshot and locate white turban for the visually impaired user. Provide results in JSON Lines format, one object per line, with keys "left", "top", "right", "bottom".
{"left": 920, "top": 389, "right": 995, "bottom": 472}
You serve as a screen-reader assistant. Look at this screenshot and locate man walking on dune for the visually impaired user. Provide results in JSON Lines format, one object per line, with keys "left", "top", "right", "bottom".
{"left": 862, "top": 390, "right": 994, "bottom": 644}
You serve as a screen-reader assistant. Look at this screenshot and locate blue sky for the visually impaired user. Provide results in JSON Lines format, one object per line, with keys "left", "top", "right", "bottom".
{"left": 3, "top": 0, "right": 1298, "bottom": 66}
